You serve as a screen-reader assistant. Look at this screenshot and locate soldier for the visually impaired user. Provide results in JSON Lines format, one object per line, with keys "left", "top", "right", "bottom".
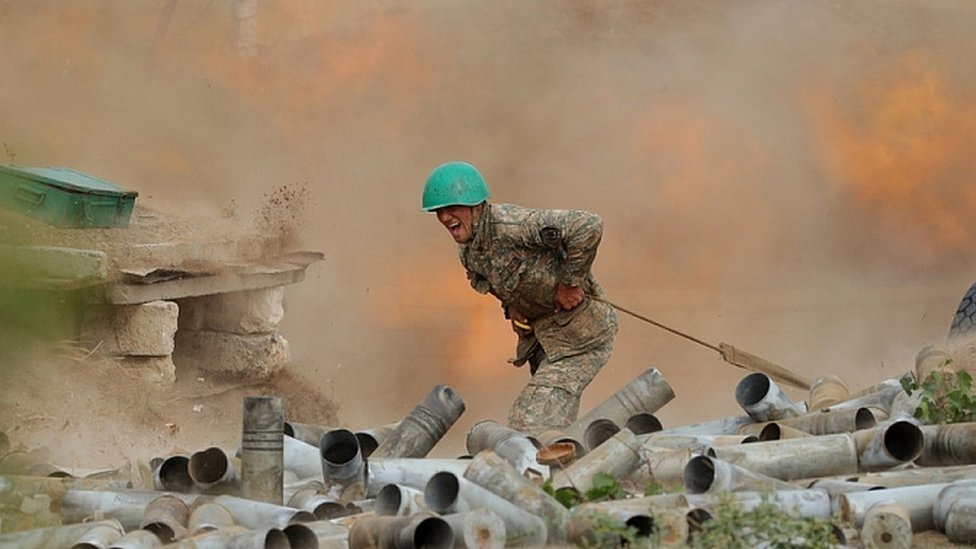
{"left": 421, "top": 160, "right": 618, "bottom": 435}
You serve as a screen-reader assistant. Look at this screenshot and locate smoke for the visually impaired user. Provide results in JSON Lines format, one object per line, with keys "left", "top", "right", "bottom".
{"left": 2, "top": 1, "right": 975, "bottom": 455}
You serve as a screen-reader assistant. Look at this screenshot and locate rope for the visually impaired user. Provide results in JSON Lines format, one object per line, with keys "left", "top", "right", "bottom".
{"left": 589, "top": 295, "right": 723, "bottom": 354}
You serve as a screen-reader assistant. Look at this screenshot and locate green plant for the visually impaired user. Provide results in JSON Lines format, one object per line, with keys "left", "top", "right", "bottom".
{"left": 543, "top": 472, "right": 629, "bottom": 509}
{"left": 900, "top": 368, "right": 976, "bottom": 424}
{"left": 571, "top": 508, "right": 643, "bottom": 549}
{"left": 543, "top": 473, "right": 676, "bottom": 547}
{"left": 643, "top": 481, "right": 665, "bottom": 496}
{"left": 542, "top": 477, "right": 584, "bottom": 509}
{"left": 585, "top": 472, "right": 627, "bottom": 502}
{"left": 690, "top": 493, "right": 837, "bottom": 549}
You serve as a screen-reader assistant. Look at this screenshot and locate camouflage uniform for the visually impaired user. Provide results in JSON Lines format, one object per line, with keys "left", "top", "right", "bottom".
{"left": 459, "top": 203, "right": 618, "bottom": 434}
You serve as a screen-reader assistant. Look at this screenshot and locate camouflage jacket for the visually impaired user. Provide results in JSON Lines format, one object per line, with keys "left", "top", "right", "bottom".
{"left": 458, "top": 203, "right": 618, "bottom": 362}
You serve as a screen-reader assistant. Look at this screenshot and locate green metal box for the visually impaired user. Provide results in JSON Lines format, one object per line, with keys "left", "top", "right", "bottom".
{"left": 0, "top": 165, "right": 138, "bottom": 228}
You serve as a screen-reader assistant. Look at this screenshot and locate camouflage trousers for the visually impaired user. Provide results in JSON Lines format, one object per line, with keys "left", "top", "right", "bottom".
{"left": 506, "top": 339, "right": 615, "bottom": 436}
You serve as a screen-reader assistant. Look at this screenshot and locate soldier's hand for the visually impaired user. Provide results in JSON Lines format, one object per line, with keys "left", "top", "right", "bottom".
{"left": 508, "top": 305, "right": 529, "bottom": 324}
{"left": 554, "top": 283, "right": 584, "bottom": 312}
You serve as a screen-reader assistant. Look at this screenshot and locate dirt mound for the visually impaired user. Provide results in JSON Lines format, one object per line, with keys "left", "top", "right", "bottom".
{"left": 0, "top": 343, "right": 338, "bottom": 477}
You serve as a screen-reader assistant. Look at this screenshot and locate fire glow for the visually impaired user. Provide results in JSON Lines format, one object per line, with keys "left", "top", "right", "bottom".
{"left": 807, "top": 50, "right": 976, "bottom": 262}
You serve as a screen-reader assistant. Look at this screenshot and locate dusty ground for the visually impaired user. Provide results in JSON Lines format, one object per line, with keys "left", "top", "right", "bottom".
{"left": 0, "top": 343, "right": 338, "bottom": 483}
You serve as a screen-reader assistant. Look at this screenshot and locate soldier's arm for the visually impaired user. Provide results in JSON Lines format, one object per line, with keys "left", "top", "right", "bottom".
{"left": 527, "top": 209, "right": 604, "bottom": 288}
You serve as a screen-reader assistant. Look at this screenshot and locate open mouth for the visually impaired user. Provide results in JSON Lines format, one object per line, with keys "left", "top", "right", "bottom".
{"left": 447, "top": 221, "right": 462, "bottom": 237}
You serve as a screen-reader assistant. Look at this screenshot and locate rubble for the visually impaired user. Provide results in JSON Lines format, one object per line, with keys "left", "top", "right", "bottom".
{"left": 3, "top": 352, "right": 976, "bottom": 549}
{"left": 2, "top": 202, "right": 975, "bottom": 546}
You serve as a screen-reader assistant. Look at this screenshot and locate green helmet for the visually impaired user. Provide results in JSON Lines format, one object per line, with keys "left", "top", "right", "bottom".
{"left": 421, "top": 161, "right": 491, "bottom": 211}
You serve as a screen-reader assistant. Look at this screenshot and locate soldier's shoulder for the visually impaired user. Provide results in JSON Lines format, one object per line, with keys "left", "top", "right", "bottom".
{"left": 491, "top": 203, "right": 535, "bottom": 221}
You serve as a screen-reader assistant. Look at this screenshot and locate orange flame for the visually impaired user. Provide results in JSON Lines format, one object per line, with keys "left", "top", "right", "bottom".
{"left": 627, "top": 99, "right": 773, "bottom": 288}
{"left": 375, "top": 265, "right": 515, "bottom": 384}
{"left": 806, "top": 50, "right": 976, "bottom": 262}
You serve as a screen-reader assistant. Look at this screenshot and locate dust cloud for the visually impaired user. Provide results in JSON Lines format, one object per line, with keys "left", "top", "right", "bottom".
{"left": 1, "top": 1, "right": 975, "bottom": 457}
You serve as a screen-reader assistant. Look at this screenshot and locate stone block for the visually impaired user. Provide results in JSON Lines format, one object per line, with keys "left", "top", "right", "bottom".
{"left": 174, "top": 330, "right": 290, "bottom": 377}
{"left": 115, "top": 355, "right": 177, "bottom": 386}
{"left": 83, "top": 301, "right": 179, "bottom": 356}
{"left": 177, "top": 287, "right": 285, "bottom": 334}
{"left": 0, "top": 244, "right": 107, "bottom": 281}
{"left": 122, "top": 234, "right": 281, "bottom": 268}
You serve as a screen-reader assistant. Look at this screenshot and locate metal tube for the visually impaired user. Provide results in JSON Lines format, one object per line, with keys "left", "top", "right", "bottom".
{"left": 465, "top": 419, "right": 547, "bottom": 479}
{"left": 0, "top": 474, "right": 116, "bottom": 528}
{"left": 571, "top": 499, "right": 691, "bottom": 546}
{"left": 283, "top": 435, "right": 323, "bottom": 480}
{"left": 283, "top": 478, "right": 324, "bottom": 503}
{"left": 624, "top": 413, "right": 662, "bottom": 435}
{"left": 348, "top": 513, "right": 455, "bottom": 549}
{"left": 365, "top": 458, "right": 471, "bottom": 497}
{"left": 807, "top": 374, "right": 850, "bottom": 411}
{"left": 441, "top": 509, "right": 507, "bottom": 549}
{"left": 566, "top": 507, "right": 655, "bottom": 547}
{"left": 62, "top": 489, "right": 196, "bottom": 531}
{"left": 186, "top": 501, "right": 235, "bottom": 535}
{"left": 355, "top": 422, "right": 401, "bottom": 459}
{"left": 888, "top": 390, "right": 923, "bottom": 421}
{"left": 861, "top": 501, "right": 913, "bottom": 549}
{"left": 917, "top": 423, "right": 976, "bottom": 466}
{"left": 580, "top": 418, "right": 621, "bottom": 451}
{"left": 550, "top": 428, "right": 643, "bottom": 496}
{"left": 707, "top": 433, "right": 859, "bottom": 481}
{"left": 655, "top": 414, "right": 755, "bottom": 436}
{"left": 375, "top": 484, "right": 429, "bottom": 516}
{"left": 807, "top": 479, "right": 885, "bottom": 514}
{"left": 932, "top": 481, "right": 976, "bottom": 532}
{"left": 139, "top": 493, "right": 189, "bottom": 543}
{"left": 629, "top": 446, "right": 691, "bottom": 489}
{"left": 682, "top": 455, "right": 799, "bottom": 494}
{"left": 188, "top": 447, "right": 239, "bottom": 494}
{"left": 424, "top": 472, "right": 548, "bottom": 547}
{"left": 320, "top": 428, "right": 366, "bottom": 501}
{"left": 842, "top": 377, "right": 904, "bottom": 401}
{"left": 287, "top": 487, "right": 349, "bottom": 519}
{"left": 106, "top": 529, "right": 163, "bottom": 549}
{"left": 564, "top": 368, "right": 675, "bottom": 445}
{"left": 69, "top": 521, "right": 125, "bottom": 549}
{"left": 284, "top": 422, "right": 331, "bottom": 447}
{"left": 463, "top": 449, "right": 569, "bottom": 543}
{"left": 839, "top": 482, "right": 951, "bottom": 531}
{"left": 735, "top": 372, "right": 805, "bottom": 421}
{"left": 282, "top": 523, "right": 319, "bottom": 549}
{"left": 152, "top": 455, "right": 193, "bottom": 493}
{"left": 823, "top": 383, "right": 903, "bottom": 414}
{"left": 162, "top": 525, "right": 290, "bottom": 549}
{"left": 854, "top": 420, "right": 924, "bottom": 472}
{"left": 944, "top": 496, "right": 976, "bottom": 545}
{"left": 640, "top": 433, "right": 756, "bottom": 453}
{"left": 755, "top": 423, "right": 813, "bottom": 441}
{"left": 370, "top": 384, "right": 466, "bottom": 459}
{"left": 241, "top": 395, "right": 284, "bottom": 505}
{"left": 0, "top": 520, "right": 124, "bottom": 549}
{"left": 762, "top": 407, "right": 877, "bottom": 436}
{"left": 299, "top": 519, "right": 351, "bottom": 549}
{"left": 535, "top": 430, "right": 584, "bottom": 465}
{"left": 856, "top": 464, "right": 976, "bottom": 488}
{"left": 211, "top": 494, "right": 315, "bottom": 529}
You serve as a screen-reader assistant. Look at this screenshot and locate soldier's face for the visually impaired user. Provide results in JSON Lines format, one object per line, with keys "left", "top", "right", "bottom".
{"left": 435, "top": 205, "right": 478, "bottom": 243}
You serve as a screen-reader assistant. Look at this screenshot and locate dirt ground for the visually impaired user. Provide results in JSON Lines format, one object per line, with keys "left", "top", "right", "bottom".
{"left": 0, "top": 343, "right": 338, "bottom": 484}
